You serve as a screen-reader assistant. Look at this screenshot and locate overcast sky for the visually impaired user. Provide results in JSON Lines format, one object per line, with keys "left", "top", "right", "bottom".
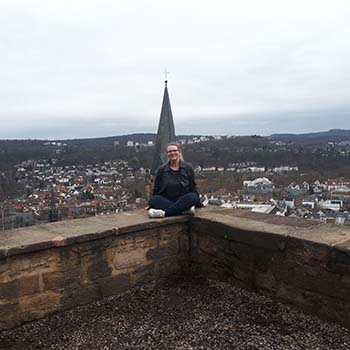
{"left": 1, "top": 0, "right": 350, "bottom": 140}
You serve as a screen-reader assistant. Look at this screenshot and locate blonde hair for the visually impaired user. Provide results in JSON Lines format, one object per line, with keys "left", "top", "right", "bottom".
{"left": 166, "top": 142, "right": 184, "bottom": 161}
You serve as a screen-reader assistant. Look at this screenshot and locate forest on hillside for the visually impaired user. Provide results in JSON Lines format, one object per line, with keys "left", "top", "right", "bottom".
{"left": 1, "top": 133, "right": 350, "bottom": 177}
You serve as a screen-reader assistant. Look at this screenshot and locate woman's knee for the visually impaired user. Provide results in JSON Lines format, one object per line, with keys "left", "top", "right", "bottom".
{"left": 148, "top": 195, "right": 162, "bottom": 207}
{"left": 149, "top": 195, "right": 173, "bottom": 209}
{"left": 183, "top": 192, "right": 199, "bottom": 203}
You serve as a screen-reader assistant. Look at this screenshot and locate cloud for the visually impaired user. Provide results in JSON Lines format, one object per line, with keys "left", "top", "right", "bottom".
{"left": 0, "top": 0, "right": 350, "bottom": 139}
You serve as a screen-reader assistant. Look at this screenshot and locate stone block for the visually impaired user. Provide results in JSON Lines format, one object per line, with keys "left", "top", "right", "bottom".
{"left": 159, "top": 223, "right": 186, "bottom": 237}
{"left": 108, "top": 244, "right": 150, "bottom": 271}
{"left": 146, "top": 240, "right": 180, "bottom": 260}
{"left": 271, "top": 257, "right": 350, "bottom": 300}
{"left": 83, "top": 248, "right": 112, "bottom": 281}
{"left": 60, "top": 284, "right": 100, "bottom": 310}
{"left": 276, "top": 284, "right": 309, "bottom": 306}
{"left": 286, "top": 237, "right": 331, "bottom": 266}
{"left": 131, "top": 263, "right": 157, "bottom": 285}
{"left": 190, "top": 246, "right": 211, "bottom": 265}
{"left": 134, "top": 263, "right": 155, "bottom": 274}
{"left": 274, "top": 283, "right": 344, "bottom": 323}
{"left": 18, "top": 290, "right": 62, "bottom": 322}
{"left": 42, "top": 269, "right": 80, "bottom": 291}
{"left": 336, "top": 304, "right": 350, "bottom": 329}
{"left": 196, "top": 232, "right": 218, "bottom": 256}
{"left": 58, "top": 248, "right": 81, "bottom": 269}
{"left": 190, "top": 230, "right": 198, "bottom": 249}
{"left": 0, "top": 275, "right": 40, "bottom": 300}
{"left": 231, "top": 265, "right": 252, "bottom": 282}
{"left": 255, "top": 271, "right": 277, "bottom": 294}
{"left": 0, "top": 258, "right": 8, "bottom": 274}
{"left": 110, "top": 231, "right": 158, "bottom": 250}
{"left": 100, "top": 273, "right": 130, "bottom": 298}
{"left": 155, "top": 256, "right": 187, "bottom": 277}
{"left": 178, "top": 233, "right": 190, "bottom": 253}
{"left": 1, "top": 250, "right": 61, "bottom": 281}
{"left": 192, "top": 218, "right": 287, "bottom": 252}
{"left": 0, "top": 302, "right": 21, "bottom": 330}
{"left": 134, "top": 232, "right": 159, "bottom": 248}
{"left": 329, "top": 248, "right": 350, "bottom": 269}
{"left": 71, "top": 236, "right": 114, "bottom": 256}
{"left": 105, "top": 232, "right": 158, "bottom": 271}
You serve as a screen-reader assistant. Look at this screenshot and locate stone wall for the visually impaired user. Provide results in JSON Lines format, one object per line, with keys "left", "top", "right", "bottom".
{"left": 1, "top": 208, "right": 350, "bottom": 330}
{"left": 190, "top": 210, "right": 350, "bottom": 328}
{"left": 0, "top": 211, "right": 190, "bottom": 329}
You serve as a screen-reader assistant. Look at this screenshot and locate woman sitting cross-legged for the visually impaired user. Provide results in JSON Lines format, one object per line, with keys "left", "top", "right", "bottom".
{"left": 148, "top": 143, "right": 202, "bottom": 218}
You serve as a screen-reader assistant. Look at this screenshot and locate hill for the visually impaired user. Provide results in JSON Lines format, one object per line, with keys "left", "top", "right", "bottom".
{"left": 270, "top": 129, "right": 350, "bottom": 144}
{"left": 58, "top": 133, "right": 200, "bottom": 147}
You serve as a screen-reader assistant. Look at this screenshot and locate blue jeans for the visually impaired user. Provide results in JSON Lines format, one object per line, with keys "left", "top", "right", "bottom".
{"left": 149, "top": 192, "right": 199, "bottom": 217}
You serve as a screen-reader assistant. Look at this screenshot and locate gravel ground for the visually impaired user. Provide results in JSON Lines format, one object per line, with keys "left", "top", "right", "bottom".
{"left": 1, "top": 274, "right": 350, "bottom": 350}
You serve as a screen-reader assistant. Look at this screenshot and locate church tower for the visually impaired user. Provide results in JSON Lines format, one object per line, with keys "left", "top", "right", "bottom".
{"left": 151, "top": 79, "right": 176, "bottom": 174}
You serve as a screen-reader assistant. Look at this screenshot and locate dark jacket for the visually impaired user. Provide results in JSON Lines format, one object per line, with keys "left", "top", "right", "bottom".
{"left": 153, "top": 160, "right": 198, "bottom": 197}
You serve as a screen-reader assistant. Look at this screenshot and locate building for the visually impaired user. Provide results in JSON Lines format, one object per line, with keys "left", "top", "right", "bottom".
{"left": 151, "top": 80, "right": 176, "bottom": 174}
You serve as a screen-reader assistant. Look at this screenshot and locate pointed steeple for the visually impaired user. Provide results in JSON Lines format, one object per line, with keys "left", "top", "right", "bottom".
{"left": 151, "top": 80, "right": 176, "bottom": 174}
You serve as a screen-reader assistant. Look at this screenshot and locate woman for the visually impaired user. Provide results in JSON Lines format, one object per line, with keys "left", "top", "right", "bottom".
{"left": 148, "top": 143, "right": 201, "bottom": 218}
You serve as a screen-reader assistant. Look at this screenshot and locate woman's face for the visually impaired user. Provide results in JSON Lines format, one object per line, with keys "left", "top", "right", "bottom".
{"left": 167, "top": 145, "right": 180, "bottom": 162}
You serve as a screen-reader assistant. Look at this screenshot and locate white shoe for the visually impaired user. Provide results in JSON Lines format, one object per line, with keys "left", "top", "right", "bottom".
{"left": 183, "top": 206, "right": 196, "bottom": 216}
{"left": 201, "top": 195, "right": 209, "bottom": 207}
{"left": 148, "top": 208, "right": 165, "bottom": 218}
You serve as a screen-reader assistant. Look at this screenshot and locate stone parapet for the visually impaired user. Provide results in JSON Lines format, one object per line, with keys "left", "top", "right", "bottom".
{"left": 190, "top": 209, "right": 350, "bottom": 328}
{"left": 1, "top": 208, "right": 350, "bottom": 329}
{"left": 0, "top": 210, "right": 190, "bottom": 329}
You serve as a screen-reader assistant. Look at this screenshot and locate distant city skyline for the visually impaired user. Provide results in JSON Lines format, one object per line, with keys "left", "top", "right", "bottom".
{"left": 1, "top": 0, "right": 350, "bottom": 139}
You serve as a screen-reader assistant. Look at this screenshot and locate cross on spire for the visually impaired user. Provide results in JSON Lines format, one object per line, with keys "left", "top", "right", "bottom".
{"left": 164, "top": 69, "right": 170, "bottom": 84}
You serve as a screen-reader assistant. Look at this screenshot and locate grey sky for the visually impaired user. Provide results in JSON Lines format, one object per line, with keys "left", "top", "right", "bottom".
{"left": 1, "top": 0, "right": 350, "bottom": 139}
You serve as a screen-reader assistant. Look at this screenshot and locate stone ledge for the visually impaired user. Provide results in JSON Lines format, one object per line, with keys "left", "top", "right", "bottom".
{"left": 0, "top": 209, "right": 190, "bottom": 259}
{"left": 194, "top": 208, "right": 350, "bottom": 250}
{"left": 0, "top": 214, "right": 190, "bottom": 329}
{"left": 190, "top": 208, "right": 350, "bottom": 328}
{"left": 2, "top": 207, "right": 350, "bottom": 259}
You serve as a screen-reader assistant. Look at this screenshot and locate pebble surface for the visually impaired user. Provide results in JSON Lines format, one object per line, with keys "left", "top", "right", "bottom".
{"left": 1, "top": 274, "right": 350, "bottom": 350}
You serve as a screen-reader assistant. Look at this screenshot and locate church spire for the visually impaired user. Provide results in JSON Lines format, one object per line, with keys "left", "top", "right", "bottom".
{"left": 151, "top": 79, "right": 176, "bottom": 174}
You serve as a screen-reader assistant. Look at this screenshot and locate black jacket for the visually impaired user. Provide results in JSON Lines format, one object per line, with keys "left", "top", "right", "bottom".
{"left": 153, "top": 160, "right": 198, "bottom": 197}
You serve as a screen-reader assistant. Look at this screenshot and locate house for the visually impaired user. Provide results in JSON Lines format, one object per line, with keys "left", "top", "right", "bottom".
{"left": 319, "top": 200, "right": 342, "bottom": 212}
{"left": 326, "top": 178, "right": 350, "bottom": 191}
{"left": 312, "top": 180, "right": 324, "bottom": 193}
{"left": 241, "top": 188, "right": 273, "bottom": 202}
{"left": 302, "top": 182, "right": 310, "bottom": 191}
{"left": 302, "top": 195, "right": 318, "bottom": 209}
{"left": 243, "top": 177, "right": 272, "bottom": 188}
{"left": 287, "top": 182, "right": 300, "bottom": 190}
{"left": 307, "top": 208, "right": 337, "bottom": 222}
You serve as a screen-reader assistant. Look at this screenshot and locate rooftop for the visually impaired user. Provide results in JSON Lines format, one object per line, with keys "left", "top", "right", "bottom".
{"left": 1, "top": 208, "right": 350, "bottom": 349}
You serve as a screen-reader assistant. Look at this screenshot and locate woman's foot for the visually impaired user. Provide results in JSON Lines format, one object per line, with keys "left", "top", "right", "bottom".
{"left": 148, "top": 208, "right": 166, "bottom": 218}
{"left": 182, "top": 206, "right": 196, "bottom": 216}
